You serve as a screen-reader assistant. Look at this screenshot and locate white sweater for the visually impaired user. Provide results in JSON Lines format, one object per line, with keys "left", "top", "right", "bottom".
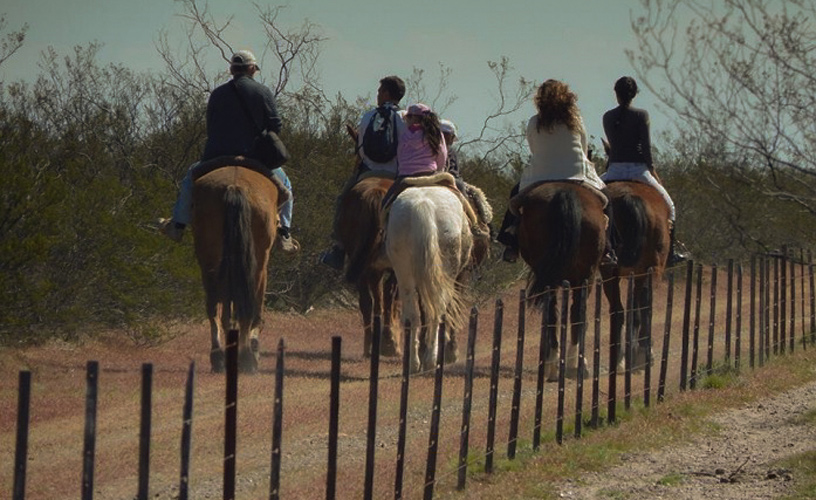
{"left": 519, "top": 115, "right": 605, "bottom": 192}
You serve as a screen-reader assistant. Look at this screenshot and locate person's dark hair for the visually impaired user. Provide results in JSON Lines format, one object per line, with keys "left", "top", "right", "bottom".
{"left": 418, "top": 112, "right": 443, "bottom": 156}
{"left": 379, "top": 75, "right": 406, "bottom": 103}
{"left": 614, "top": 76, "right": 638, "bottom": 106}
{"left": 534, "top": 79, "right": 580, "bottom": 133}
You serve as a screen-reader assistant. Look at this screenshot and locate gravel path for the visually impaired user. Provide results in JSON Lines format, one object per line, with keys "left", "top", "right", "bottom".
{"left": 557, "top": 379, "right": 816, "bottom": 499}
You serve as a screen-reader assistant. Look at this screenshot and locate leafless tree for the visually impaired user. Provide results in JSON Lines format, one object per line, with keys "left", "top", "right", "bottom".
{"left": 0, "top": 15, "right": 26, "bottom": 70}
{"left": 629, "top": 0, "right": 816, "bottom": 214}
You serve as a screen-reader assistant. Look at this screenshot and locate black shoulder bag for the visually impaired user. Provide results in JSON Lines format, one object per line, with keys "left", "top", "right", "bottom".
{"left": 230, "top": 80, "right": 289, "bottom": 169}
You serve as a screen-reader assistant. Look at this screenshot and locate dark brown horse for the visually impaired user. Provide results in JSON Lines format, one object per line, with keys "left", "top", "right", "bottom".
{"left": 336, "top": 123, "right": 400, "bottom": 357}
{"left": 192, "top": 164, "right": 286, "bottom": 373}
{"left": 600, "top": 181, "right": 671, "bottom": 368}
{"left": 514, "top": 182, "right": 606, "bottom": 379}
{"left": 337, "top": 174, "right": 400, "bottom": 357}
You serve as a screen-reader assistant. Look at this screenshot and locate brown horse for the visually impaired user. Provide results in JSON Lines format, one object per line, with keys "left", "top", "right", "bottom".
{"left": 192, "top": 164, "right": 286, "bottom": 373}
{"left": 600, "top": 181, "right": 670, "bottom": 368}
{"left": 514, "top": 182, "right": 606, "bottom": 379}
{"left": 337, "top": 173, "right": 400, "bottom": 357}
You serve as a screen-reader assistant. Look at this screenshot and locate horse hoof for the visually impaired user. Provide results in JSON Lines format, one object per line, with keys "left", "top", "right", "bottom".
{"left": 210, "top": 351, "right": 226, "bottom": 373}
{"left": 239, "top": 350, "right": 259, "bottom": 374}
{"left": 380, "top": 339, "right": 400, "bottom": 357}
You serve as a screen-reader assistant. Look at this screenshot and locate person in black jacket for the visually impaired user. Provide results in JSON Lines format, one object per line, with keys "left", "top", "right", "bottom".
{"left": 602, "top": 76, "right": 688, "bottom": 266}
{"left": 159, "top": 50, "right": 298, "bottom": 253}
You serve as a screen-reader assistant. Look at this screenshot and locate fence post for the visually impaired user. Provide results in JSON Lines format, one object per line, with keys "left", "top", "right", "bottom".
{"left": 138, "top": 363, "right": 153, "bottom": 500}
{"left": 485, "top": 298, "right": 504, "bottom": 474}
{"left": 326, "top": 337, "right": 341, "bottom": 500}
{"left": 534, "top": 289, "right": 552, "bottom": 449}
{"left": 726, "top": 259, "right": 734, "bottom": 364}
{"left": 508, "top": 290, "right": 526, "bottom": 459}
{"left": 363, "top": 316, "right": 382, "bottom": 500}
{"left": 789, "top": 249, "right": 796, "bottom": 353}
{"left": 269, "top": 338, "right": 285, "bottom": 500}
{"left": 781, "top": 249, "right": 788, "bottom": 354}
{"left": 624, "top": 275, "right": 634, "bottom": 411}
{"left": 423, "top": 322, "right": 446, "bottom": 500}
{"left": 556, "top": 283, "right": 570, "bottom": 445}
{"left": 774, "top": 256, "right": 780, "bottom": 354}
{"left": 766, "top": 257, "right": 773, "bottom": 360}
{"left": 707, "top": 264, "right": 718, "bottom": 374}
{"left": 81, "top": 360, "right": 99, "bottom": 500}
{"left": 224, "top": 330, "right": 238, "bottom": 500}
{"left": 575, "top": 280, "right": 589, "bottom": 435}
{"left": 800, "top": 249, "right": 807, "bottom": 349}
{"left": 736, "top": 264, "right": 743, "bottom": 372}
{"left": 750, "top": 257, "right": 756, "bottom": 368}
{"left": 457, "top": 308, "right": 479, "bottom": 491}
{"left": 13, "top": 371, "right": 31, "bottom": 500}
{"left": 680, "top": 261, "right": 694, "bottom": 391}
{"left": 809, "top": 250, "right": 815, "bottom": 343}
{"left": 394, "top": 320, "right": 411, "bottom": 500}
{"left": 658, "top": 272, "right": 674, "bottom": 402}
{"left": 691, "top": 265, "right": 703, "bottom": 389}
{"left": 591, "top": 281, "right": 603, "bottom": 429}
{"left": 179, "top": 361, "right": 195, "bottom": 500}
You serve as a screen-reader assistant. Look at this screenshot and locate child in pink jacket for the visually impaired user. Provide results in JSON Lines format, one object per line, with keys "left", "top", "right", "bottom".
{"left": 382, "top": 103, "right": 447, "bottom": 206}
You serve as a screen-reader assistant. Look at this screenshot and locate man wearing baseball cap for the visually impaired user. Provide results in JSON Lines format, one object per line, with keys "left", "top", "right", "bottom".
{"left": 159, "top": 50, "right": 299, "bottom": 253}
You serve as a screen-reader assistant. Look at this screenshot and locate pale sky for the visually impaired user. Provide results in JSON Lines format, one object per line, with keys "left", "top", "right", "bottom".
{"left": 0, "top": 0, "right": 678, "bottom": 148}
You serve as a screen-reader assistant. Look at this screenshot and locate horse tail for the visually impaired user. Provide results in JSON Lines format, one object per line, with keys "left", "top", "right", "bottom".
{"left": 528, "top": 189, "right": 581, "bottom": 300}
{"left": 615, "top": 194, "right": 646, "bottom": 267}
{"left": 412, "top": 198, "right": 461, "bottom": 331}
{"left": 221, "top": 186, "right": 258, "bottom": 323}
{"left": 345, "top": 187, "right": 384, "bottom": 283}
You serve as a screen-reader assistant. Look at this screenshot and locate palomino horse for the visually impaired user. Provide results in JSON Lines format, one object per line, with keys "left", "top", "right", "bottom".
{"left": 600, "top": 181, "right": 671, "bottom": 369}
{"left": 386, "top": 183, "right": 473, "bottom": 372}
{"left": 514, "top": 182, "right": 606, "bottom": 380}
{"left": 192, "top": 162, "right": 287, "bottom": 373}
{"left": 337, "top": 174, "right": 400, "bottom": 357}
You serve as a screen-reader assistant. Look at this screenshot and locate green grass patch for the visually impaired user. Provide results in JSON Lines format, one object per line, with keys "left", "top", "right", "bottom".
{"left": 777, "top": 450, "right": 816, "bottom": 499}
{"left": 656, "top": 472, "right": 685, "bottom": 486}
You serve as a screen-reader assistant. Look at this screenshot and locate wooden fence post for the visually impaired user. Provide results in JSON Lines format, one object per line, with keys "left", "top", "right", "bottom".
{"left": 658, "top": 272, "right": 674, "bottom": 403}
{"left": 423, "top": 322, "right": 446, "bottom": 500}
{"left": 81, "top": 360, "right": 99, "bottom": 500}
{"left": 707, "top": 264, "right": 718, "bottom": 374}
{"left": 326, "top": 337, "right": 341, "bottom": 500}
{"left": 781, "top": 249, "right": 788, "bottom": 354}
{"left": 624, "top": 275, "right": 634, "bottom": 411}
{"left": 13, "top": 371, "right": 31, "bottom": 500}
{"left": 774, "top": 256, "right": 780, "bottom": 354}
{"left": 394, "top": 320, "right": 412, "bottom": 500}
{"left": 485, "top": 298, "right": 504, "bottom": 474}
{"left": 508, "top": 290, "right": 526, "bottom": 459}
{"left": 556, "top": 283, "right": 570, "bottom": 445}
{"left": 457, "top": 307, "right": 479, "bottom": 491}
{"left": 690, "top": 264, "right": 703, "bottom": 390}
{"left": 790, "top": 249, "right": 796, "bottom": 353}
{"left": 575, "top": 280, "right": 588, "bottom": 435}
{"left": 534, "top": 289, "right": 552, "bottom": 449}
{"left": 809, "top": 250, "right": 815, "bottom": 343}
{"left": 591, "top": 281, "right": 602, "bottom": 429}
{"left": 680, "top": 261, "right": 694, "bottom": 391}
{"left": 750, "top": 256, "right": 756, "bottom": 368}
{"left": 726, "top": 259, "right": 734, "bottom": 364}
{"left": 179, "top": 362, "right": 195, "bottom": 500}
{"left": 363, "top": 316, "right": 382, "bottom": 500}
{"left": 736, "top": 264, "right": 743, "bottom": 372}
{"left": 138, "top": 363, "right": 153, "bottom": 500}
{"left": 269, "top": 338, "right": 285, "bottom": 500}
{"left": 224, "top": 330, "right": 238, "bottom": 500}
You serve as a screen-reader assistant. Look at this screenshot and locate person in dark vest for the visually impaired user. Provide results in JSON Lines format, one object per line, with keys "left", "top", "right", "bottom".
{"left": 159, "top": 50, "right": 298, "bottom": 253}
{"left": 602, "top": 76, "right": 689, "bottom": 266}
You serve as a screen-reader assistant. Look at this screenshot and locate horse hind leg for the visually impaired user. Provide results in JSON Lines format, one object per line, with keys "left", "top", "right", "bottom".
{"left": 238, "top": 318, "right": 258, "bottom": 373}
{"left": 208, "top": 295, "right": 226, "bottom": 373}
{"left": 565, "top": 286, "right": 590, "bottom": 379}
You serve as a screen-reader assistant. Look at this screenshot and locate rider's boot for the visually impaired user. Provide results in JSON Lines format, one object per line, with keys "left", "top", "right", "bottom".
{"left": 667, "top": 222, "right": 691, "bottom": 267}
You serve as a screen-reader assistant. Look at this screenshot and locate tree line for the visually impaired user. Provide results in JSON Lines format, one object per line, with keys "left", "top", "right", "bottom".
{"left": 1, "top": 0, "right": 815, "bottom": 343}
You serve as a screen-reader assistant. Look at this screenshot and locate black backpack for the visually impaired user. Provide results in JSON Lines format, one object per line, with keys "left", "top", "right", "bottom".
{"left": 362, "top": 103, "right": 399, "bottom": 163}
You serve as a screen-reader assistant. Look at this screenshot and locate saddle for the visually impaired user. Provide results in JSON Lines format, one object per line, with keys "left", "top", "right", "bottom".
{"left": 191, "top": 156, "right": 291, "bottom": 206}
{"left": 382, "top": 172, "right": 491, "bottom": 238}
{"left": 509, "top": 179, "right": 607, "bottom": 216}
